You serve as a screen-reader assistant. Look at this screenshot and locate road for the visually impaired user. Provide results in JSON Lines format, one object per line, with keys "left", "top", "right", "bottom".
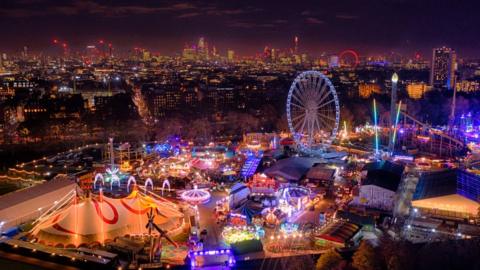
{"left": 291, "top": 198, "right": 333, "bottom": 224}
{"left": 197, "top": 191, "right": 229, "bottom": 250}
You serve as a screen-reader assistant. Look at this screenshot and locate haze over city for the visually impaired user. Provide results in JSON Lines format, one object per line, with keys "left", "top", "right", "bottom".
{"left": 1, "top": 0, "right": 480, "bottom": 57}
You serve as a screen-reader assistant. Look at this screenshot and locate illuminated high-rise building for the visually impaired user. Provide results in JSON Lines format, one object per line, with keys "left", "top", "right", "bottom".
{"left": 182, "top": 46, "right": 196, "bottom": 61}
{"left": 198, "top": 37, "right": 205, "bottom": 51}
{"left": 294, "top": 36, "right": 299, "bottom": 54}
{"left": 142, "top": 50, "right": 151, "bottom": 61}
{"left": 263, "top": 46, "right": 271, "bottom": 60}
{"left": 329, "top": 55, "right": 339, "bottom": 68}
{"left": 227, "top": 50, "right": 235, "bottom": 62}
{"left": 22, "top": 46, "right": 28, "bottom": 58}
{"left": 197, "top": 37, "right": 208, "bottom": 60}
{"left": 430, "top": 47, "right": 456, "bottom": 89}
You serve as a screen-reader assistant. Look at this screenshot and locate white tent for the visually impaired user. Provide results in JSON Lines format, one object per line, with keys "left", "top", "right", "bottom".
{"left": 412, "top": 194, "right": 479, "bottom": 218}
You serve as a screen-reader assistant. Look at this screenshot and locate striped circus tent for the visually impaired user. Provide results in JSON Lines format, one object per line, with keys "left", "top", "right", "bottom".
{"left": 30, "top": 190, "right": 184, "bottom": 247}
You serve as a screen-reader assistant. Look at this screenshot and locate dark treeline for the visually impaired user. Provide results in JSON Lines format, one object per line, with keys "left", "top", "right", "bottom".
{"left": 317, "top": 237, "right": 480, "bottom": 270}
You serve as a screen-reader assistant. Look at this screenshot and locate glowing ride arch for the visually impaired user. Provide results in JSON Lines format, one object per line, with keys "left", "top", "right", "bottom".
{"left": 161, "top": 179, "right": 171, "bottom": 196}
{"left": 110, "top": 173, "right": 121, "bottom": 190}
{"left": 94, "top": 173, "right": 104, "bottom": 189}
{"left": 145, "top": 178, "right": 154, "bottom": 191}
{"left": 127, "top": 176, "right": 137, "bottom": 193}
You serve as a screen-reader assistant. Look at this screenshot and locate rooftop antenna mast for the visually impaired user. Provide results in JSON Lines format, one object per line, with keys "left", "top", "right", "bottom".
{"left": 449, "top": 74, "right": 457, "bottom": 131}
{"left": 109, "top": 137, "right": 114, "bottom": 170}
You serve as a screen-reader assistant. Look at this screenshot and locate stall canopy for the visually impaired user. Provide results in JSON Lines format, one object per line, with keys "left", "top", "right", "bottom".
{"left": 264, "top": 157, "right": 322, "bottom": 182}
{"left": 234, "top": 202, "right": 261, "bottom": 223}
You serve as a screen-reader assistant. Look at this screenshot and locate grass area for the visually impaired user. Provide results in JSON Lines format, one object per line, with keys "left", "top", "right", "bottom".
{"left": 0, "top": 258, "right": 47, "bottom": 270}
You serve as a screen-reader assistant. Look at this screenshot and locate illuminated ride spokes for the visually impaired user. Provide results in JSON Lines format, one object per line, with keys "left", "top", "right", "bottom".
{"left": 94, "top": 173, "right": 104, "bottom": 189}
{"left": 286, "top": 70, "right": 340, "bottom": 152}
{"left": 181, "top": 185, "right": 211, "bottom": 205}
{"left": 221, "top": 225, "right": 258, "bottom": 244}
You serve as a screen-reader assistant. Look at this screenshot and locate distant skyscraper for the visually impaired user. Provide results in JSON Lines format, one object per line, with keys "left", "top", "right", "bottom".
{"left": 182, "top": 47, "right": 196, "bottom": 61}
{"left": 329, "top": 55, "right": 339, "bottom": 68}
{"left": 198, "top": 37, "right": 205, "bottom": 51}
{"left": 263, "top": 46, "right": 271, "bottom": 60}
{"left": 212, "top": 46, "right": 217, "bottom": 57}
{"left": 227, "top": 50, "right": 235, "bottom": 62}
{"left": 430, "top": 47, "right": 456, "bottom": 89}
{"left": 294, "top": 36, "right": 299, "bottom": 54}
{"left": 197, "top": 37, "right": 208, "bottom": 60}
{"left": 142, "top": 49, "right": 151, "bottom": 61}
{"left": 271, "top": 48, "right": 277, "bottom": 61}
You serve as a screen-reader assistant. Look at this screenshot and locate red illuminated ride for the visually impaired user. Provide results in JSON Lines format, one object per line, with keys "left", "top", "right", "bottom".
{"left": 248, "top": 174, "right": 278, "bottom": 194}
{"left": 339, "top": 49, "right": 360, "bottom": 68}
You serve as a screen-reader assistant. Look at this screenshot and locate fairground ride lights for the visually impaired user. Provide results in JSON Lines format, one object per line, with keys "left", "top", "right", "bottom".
{"left": 221, "top": 225, "right": 258, "bottom": 244}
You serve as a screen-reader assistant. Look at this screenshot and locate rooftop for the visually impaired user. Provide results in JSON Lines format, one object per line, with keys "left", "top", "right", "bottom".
{"left": 316, "top": 220, "right": 361, "bottom": 244}
{"left": 362, "top": 161, "right": 404, "bottom": 192}
{"left": 264, "top": 157, "right": 322, "bottom": 181}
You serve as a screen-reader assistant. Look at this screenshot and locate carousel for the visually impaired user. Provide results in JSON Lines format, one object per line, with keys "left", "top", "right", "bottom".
{"left": 180, "top": 185, "right": 211, "bottom": 205}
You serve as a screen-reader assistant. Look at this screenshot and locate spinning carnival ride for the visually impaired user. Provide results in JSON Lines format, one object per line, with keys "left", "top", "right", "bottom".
{"left": 286, "top": 71, "right": 340, "bottom": 153}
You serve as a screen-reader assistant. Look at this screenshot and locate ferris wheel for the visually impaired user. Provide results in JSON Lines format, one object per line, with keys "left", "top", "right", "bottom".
{"left": 286, "top": 70, "right": 340, "bottom": 152}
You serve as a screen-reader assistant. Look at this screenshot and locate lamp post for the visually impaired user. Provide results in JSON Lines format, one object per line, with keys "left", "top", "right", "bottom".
{"left": 388, "top": 73, "right": 399, "bottom": 154}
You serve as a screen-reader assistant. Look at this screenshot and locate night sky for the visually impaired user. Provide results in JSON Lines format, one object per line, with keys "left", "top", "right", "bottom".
{"left": 1, "top": 0, "right": 480, "bottom": 57}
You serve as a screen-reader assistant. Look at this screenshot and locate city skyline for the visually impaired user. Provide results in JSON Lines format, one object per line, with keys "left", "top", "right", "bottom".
{"left": 1, "top": 0, "right": 480, "bottom": 57}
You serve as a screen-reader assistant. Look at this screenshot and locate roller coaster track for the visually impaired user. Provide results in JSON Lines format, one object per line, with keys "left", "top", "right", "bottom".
{"left": 400, "top": 112, "right": 465, "bottom": 149}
